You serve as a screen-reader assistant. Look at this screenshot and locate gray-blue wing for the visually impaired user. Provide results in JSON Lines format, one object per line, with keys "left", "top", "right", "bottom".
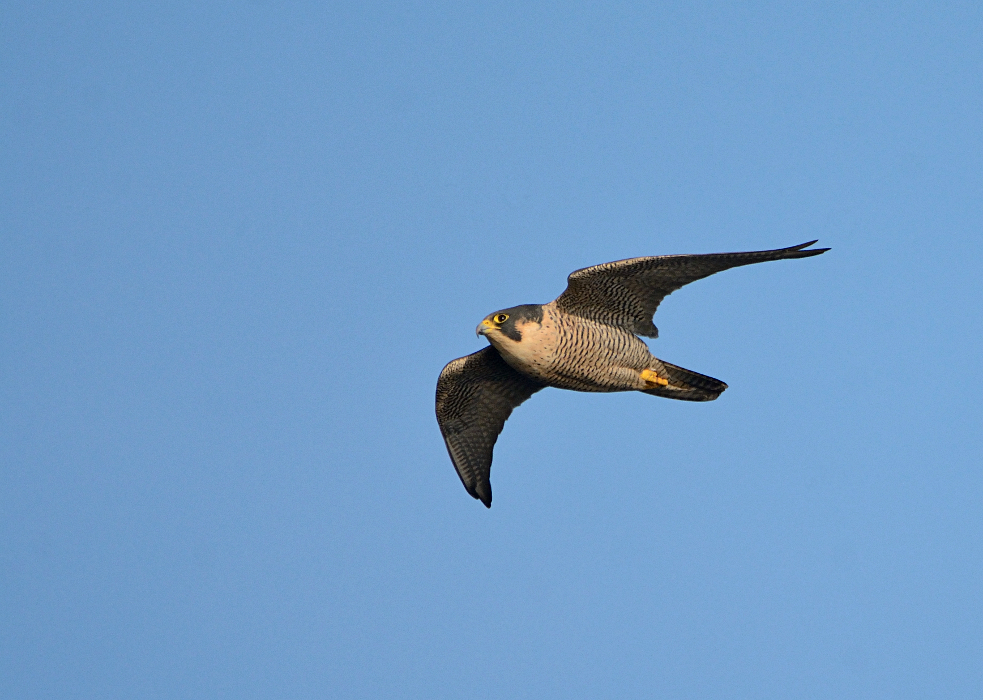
{"left": 554, "top": 241, "right": 829, "bottom": 338}
{"left": 436, "top": 347, "right": 545, "bottom": 508}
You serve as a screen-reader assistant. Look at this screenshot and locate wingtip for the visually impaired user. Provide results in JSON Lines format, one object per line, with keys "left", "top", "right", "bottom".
{"left": 787, "top": 240, "right": 829, "bottom": 257}
{"left": 791, "top": 240, "right": 819, "bottom": 250}
{"left": 475, "top": 482, "right": 492, "bottom": 508}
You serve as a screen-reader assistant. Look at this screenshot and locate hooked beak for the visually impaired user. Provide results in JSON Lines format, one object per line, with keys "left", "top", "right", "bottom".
{"left": 476, "top": 318, "right": 496, "bottom": 337}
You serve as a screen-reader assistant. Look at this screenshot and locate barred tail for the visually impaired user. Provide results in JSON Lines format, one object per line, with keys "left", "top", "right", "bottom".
{"left": 642, "top": 361, "right": 728, "bottom": 402}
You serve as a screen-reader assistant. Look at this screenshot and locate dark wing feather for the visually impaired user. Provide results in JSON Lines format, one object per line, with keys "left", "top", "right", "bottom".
{"left": 554, "top": 241, "right": 829, "bottom": 337}
{"left": 436, "top": 346, "right": 544, "bottom": 508}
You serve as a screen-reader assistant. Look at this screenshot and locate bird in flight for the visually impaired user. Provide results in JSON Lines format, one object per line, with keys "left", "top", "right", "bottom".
{"left": 436, "top": 241, "right": 829, "bottom": 507}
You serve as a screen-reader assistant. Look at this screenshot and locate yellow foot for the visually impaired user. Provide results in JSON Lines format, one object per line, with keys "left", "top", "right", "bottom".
{"left": 640, "top": 369, "right": 669, "bottom": 388}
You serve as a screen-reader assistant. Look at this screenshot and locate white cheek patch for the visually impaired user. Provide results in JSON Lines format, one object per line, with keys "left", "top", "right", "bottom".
{"left": 493, "top": 319, "right": 556, "bottom": 371}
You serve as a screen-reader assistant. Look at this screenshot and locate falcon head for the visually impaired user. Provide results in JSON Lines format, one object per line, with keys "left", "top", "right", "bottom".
{"left": 476, "top": 304, "right": 543, "bottom": 342}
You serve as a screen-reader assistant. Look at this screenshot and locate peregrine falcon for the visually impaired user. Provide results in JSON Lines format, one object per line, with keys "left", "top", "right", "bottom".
{"left": 436, "top": 241, "right": 829, "bottom": 507}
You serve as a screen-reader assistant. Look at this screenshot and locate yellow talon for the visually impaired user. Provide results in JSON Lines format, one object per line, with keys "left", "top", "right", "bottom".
{"left": 640, "top": 369, "right": 669, "bottom": 387}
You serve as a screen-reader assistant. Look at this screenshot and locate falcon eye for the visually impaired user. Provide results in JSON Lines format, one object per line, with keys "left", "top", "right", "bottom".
{"left": 494, "top": 314, "right": 509, "bottom": 324}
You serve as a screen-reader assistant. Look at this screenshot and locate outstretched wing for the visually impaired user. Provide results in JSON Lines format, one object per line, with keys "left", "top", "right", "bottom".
{"left": 554, "top": 241, "right": 829, "bottom": 338}
{"left": 436, "top": 346, "right": 545, "bottom": 508}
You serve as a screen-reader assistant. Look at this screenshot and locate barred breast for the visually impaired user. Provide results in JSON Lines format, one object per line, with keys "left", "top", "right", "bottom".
{"left": 490, "top": 302, "right": 656, "bottom": 392}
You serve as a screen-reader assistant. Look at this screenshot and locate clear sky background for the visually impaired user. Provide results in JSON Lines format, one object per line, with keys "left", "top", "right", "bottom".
{"left": 2, "top": 2, "right": 982, "bottom": 698}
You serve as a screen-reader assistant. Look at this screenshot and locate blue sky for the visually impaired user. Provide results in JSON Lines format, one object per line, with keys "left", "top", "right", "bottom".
{"left": 2, "top": 2, "right": 981, "bottom": 698}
